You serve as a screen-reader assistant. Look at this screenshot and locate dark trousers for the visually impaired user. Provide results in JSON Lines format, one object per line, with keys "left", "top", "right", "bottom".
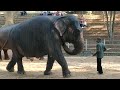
{"left": 97, "top": 58, "right": 103, "bottom": 73}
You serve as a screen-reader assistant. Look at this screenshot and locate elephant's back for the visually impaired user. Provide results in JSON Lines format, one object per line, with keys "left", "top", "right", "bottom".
{"left": 0, "top": 24, "right": 19, "bottom": 41}
{"left": 10, "top": 16, "right": 54, "bottom": 57}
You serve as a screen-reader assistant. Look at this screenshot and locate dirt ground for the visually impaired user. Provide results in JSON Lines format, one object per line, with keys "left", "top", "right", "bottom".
{"left": 1, "top": 55, "right": 120, "bottom": 79}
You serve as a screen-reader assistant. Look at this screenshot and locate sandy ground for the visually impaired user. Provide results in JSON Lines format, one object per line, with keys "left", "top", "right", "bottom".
{"left": 1, "top": 56, "right": 120, "bottom": 79}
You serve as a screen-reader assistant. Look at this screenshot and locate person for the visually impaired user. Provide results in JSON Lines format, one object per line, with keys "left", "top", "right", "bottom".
{"left": 55, "top": 11, "right": 60, "bottom": 16}
{"left": 47, "top": 11, "right": 52, "bottom": 16}
{"left": 79, "top": 15, "right": 87, "bottom": 28}
{"left": 93, "top": 38, "right": 106, "bottom": 74}
{"left": 20, "top": 11, "right": 27, "bottom": 16}
{"left": 43, "top": 11, "right": 48, "bottom": 16}
{"left": 23, "top": 11, "right": 27, "bottom": 15}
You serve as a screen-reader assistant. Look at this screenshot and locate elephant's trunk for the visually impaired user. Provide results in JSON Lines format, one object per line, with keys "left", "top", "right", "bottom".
{"left": 62, "top": 32, "right": 84, "bottom": 55}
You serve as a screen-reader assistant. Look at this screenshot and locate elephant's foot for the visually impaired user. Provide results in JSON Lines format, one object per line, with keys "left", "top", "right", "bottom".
{"left": 63, "top": 70, "right": 71, "bottom": 78}
{"left": 6, "top": 67, "right": 14, "bottom": 72}
{"left": 17, "top": 70, "right": 26, "bottom": 74}
{"left": 44, "top": 70, "right": 52, "bottom": 75}
{"left": 63, "top": 73, "right": 71, "bottom": 78}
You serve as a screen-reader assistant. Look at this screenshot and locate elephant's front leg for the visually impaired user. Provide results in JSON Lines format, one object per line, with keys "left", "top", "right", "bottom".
{"left": 55, "top": 51, "right": 71, "bottom": 78}
{"left": 44, "top": 55, "right": 55, "bottom": 75}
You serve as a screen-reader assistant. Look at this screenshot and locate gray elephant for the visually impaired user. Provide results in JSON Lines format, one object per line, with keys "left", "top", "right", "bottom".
{"left": 0, "top": 26, "right": 42, "bottom": 61}
{"left": 0, "top": 49, "right": 10, "bottom": 60}
{"left": 0, "top": 25, "right": 15, "bottom": 60}
{"left": 0, "top": 15, "right": 84, "bottom": 78}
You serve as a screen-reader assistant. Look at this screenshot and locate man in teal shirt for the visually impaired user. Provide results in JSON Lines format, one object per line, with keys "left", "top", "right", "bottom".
{"left": 93, "top": 38, "right": 106, "bottom": 74}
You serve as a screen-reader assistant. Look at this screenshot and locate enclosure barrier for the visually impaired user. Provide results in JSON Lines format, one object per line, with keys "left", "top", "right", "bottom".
{"left": 65, "top": 39, "right": 120, "bottom": 56}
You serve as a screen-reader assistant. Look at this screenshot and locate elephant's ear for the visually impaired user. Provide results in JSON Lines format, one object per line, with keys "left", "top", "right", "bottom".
{"left": 54, "top": 17, "right": 67, "bottom": 36}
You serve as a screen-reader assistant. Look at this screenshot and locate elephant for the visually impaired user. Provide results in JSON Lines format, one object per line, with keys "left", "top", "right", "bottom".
{"left": 0, "top": 49, "right": 10, "bottom": 60}
{"left": 0, "top": 15, "right": 84, "bottom": 78}
{"left": 0, "top": 25, "right": 14, "bottom": 60}
{"left": 0, "top": 25, "right": 44, "bottom": 61}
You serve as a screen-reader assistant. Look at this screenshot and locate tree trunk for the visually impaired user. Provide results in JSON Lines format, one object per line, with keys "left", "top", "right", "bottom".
{"left": 112, "top": 11, "right": 116, "bottom": 41}
{"left": 109, "top": 11, "right": 113, "bottom": 43}
{"left": 3, "top": 11, "right": 16, "bottom": 27}
{"left": 104, "top": 11, "right": 116, "bottom": 44}
{"left": 102, "top": 11, "right": 106, "bottom": 27}
{"left": 104, "top": 11, "right": 109, "bottom": 39}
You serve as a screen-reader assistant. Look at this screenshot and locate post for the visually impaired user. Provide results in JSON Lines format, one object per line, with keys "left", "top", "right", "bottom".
{"left": 104, "top": 39, "right": 105, "bottom": 45}
{"left": 85, "top": 39, "right": 87, "bottom": 51}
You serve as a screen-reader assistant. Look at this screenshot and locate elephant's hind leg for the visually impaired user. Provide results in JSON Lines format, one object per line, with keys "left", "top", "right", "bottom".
{"left": 6, "top": 56, "right": 16, "bottom": 72}
{"left": 0, "top": 50, "right": 2, "bottom": 60}
{"left": 16, "top": 57, "right": 25, "bottom": 74}
{"left": 6, "top": 48, "right": 25, "bottom": 74}
{"left": 3, "top": 49, "right": 10, "bottom": 60}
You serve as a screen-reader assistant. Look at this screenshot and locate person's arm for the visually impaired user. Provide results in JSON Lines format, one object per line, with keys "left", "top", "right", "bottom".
{"left": 93, "top": 52, "right": 97, "bottom": 56}
{"left": 104, "top": 45, "right": 107, "bottom": 51}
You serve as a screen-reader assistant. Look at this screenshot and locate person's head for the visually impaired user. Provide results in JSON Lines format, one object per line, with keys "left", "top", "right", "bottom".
{"left": 96, "top": 38, "right": 102, "bottom": 43}
{"left": 80, "top": 15, "right": 84, "bottom": 18}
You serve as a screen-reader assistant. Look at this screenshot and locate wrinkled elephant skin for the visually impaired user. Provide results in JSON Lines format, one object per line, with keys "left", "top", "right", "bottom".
{"left": 0, "top": 15, "right": 84, "bottom": 78}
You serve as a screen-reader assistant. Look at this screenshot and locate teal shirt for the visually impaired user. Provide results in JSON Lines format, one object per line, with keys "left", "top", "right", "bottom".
{"left": 96, "top": 42, "right": 106, "bottom": 58}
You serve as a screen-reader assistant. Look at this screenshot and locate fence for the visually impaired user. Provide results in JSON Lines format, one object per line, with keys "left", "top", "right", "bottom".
{"left": 65, "top": 39, "right": 120, "bottom": 56}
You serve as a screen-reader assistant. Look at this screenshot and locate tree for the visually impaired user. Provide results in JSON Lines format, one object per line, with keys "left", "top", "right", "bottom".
{"left": 2, "top": 11, "right": 18, "bottom": 27}
{"left": 104, "top": 11, "right": 116, "bottom": 43}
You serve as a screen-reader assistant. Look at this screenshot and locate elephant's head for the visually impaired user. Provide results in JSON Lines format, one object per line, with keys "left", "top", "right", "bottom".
{"left": 54, "top": 15, "right": 84, "bottom": 55}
